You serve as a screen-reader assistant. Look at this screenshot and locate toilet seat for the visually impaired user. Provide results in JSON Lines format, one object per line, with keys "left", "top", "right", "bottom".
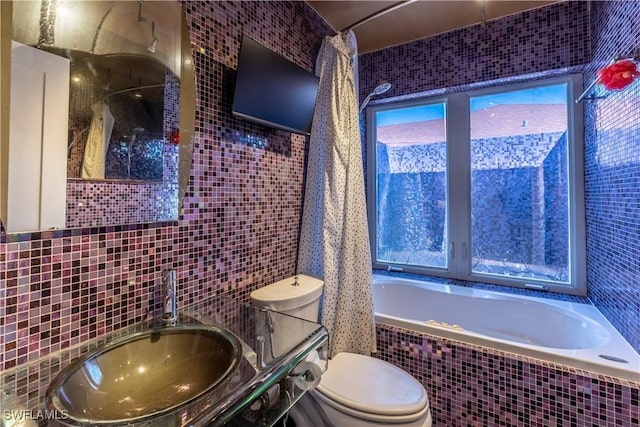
{"left": 312, "top": 353, "right": 429, "bottom": 423}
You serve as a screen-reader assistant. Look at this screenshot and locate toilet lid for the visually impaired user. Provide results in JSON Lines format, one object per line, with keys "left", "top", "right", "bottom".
{"left": 315, "top": 352, "right": 428, "bottom": 417}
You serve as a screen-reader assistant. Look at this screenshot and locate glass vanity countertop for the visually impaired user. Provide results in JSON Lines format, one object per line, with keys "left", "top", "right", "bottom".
{"left": 0, "top": 295, "right": 329, "bottom": 427}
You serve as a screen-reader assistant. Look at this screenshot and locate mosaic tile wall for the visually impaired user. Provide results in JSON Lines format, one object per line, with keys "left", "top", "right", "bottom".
{"left": 358, "top": 1, "right": 590, "bottom": 103}
{"left": 378, "top": 165, "right": 565, "bottom": 266}
{"left": 178, "top": 0, "right": 330, "bottom": 296}
{"left": 0, "top": 0, "right": 332, "bottom": 373}
{"left": 378, "top": 133, "right": 569, "bottom": 268}
{"left": 583, "top": 0, "right": 640, "bottom": 353}
{"left": 375, "top": 323, "right": 639, "bottom": 427}
{"left": 0, "top": 223, "right": 176, "bottom": 369}
{"left": 65, "top": 178, "right": 178, "bottom": 228}
{"left": 383, "top": 133, "right": 564, "bottom": 174}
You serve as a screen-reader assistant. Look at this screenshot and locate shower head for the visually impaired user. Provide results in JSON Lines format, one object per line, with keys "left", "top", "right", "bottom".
{"left": 128, "top": 127, "right": 145, "bottom": 145}
{"left": 147, "top": 21, "right": 158, "bottom": 53}
{"left": 147, "top": 37, "right": 158, "bottom": 53}
{"left": 359, "top": 81, "right": 392, "bottom": 113}
{"left": 372, "top": 81, "right": 392, "bottom": 95}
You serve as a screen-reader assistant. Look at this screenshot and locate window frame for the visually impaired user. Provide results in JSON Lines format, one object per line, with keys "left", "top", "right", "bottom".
{"left": 365, "top": 74, "right": 586, "bottom": 295}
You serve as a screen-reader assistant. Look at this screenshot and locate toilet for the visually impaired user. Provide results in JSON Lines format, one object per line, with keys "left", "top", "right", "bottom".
{"left": 250, "top": 275, "right": 432, "bottom": 427}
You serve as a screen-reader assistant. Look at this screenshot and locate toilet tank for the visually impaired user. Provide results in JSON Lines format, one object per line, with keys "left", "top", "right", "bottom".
{"left": 250, "top": 275, "right": 323, "bottom": 322}
{"left": 250, "top": 275, "right": 324, "bottom": 358}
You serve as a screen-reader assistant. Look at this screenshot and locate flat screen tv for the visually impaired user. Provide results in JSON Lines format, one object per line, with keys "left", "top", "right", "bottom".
{"left": 232, "top": 35, "right": 319, "bottom": 135}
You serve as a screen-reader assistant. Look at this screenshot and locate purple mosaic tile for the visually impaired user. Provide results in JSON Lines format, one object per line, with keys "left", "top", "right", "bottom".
{"left": 0, "top": 225, "right": 175, "bottom": 369}
{"left": 376, "top": 322, "right": 640, "bottom": 427}
{"left": 66, "top": 179, "right": 178, "bottom": 228}
{"left": 583, "top": 0, "right": 640, "bottom": 353}
{"left": 358, "top": 1, "right": 590, "bottom": 103}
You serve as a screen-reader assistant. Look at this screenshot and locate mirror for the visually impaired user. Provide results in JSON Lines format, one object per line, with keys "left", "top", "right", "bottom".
{"left": 0, "top": 0, "right": 194, "bottom": 233}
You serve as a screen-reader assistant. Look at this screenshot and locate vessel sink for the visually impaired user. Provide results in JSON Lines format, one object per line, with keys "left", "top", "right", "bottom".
{"left": 46, "top": 325, "right": 242, "bottom": 425}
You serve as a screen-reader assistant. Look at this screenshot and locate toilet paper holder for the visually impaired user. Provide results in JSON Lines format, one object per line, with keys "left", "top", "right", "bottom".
{"left": 287, "top": 359, "right": 323, "bottom": 392}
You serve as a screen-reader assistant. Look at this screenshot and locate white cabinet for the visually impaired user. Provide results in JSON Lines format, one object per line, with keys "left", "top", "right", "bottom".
{"left": 6, "top": 41, "right": 69, "bottom": 232}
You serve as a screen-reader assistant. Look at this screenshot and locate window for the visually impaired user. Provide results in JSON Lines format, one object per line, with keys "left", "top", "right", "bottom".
{"left": 366, "top": 76, "right": 586, "bottom": 294}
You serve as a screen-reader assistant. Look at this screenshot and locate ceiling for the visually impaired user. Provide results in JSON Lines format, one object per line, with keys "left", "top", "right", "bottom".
{"left": 307, "top": 1, "right": 559, "bottom": 54}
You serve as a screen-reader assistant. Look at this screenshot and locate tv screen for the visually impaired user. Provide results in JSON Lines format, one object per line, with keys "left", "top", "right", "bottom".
{"left": 232, "top": 35, "right": 319, "bottom": 135}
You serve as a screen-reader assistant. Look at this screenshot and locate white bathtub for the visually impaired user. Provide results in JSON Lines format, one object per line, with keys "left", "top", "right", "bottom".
{"left": 372, "top": 275, "right": 640, "bottom": 382}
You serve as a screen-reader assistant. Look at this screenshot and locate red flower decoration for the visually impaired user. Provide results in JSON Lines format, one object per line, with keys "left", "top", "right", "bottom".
{"left": 170, "top": 130, "right": 180, "bottom": 144}
{"left": 597, "top": 59, "right": 640, "bottom": 91}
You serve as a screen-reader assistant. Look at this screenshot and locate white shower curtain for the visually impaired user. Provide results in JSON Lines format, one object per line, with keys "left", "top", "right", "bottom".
{"left": 82, "top": 101, "right": 114, "bottom": 179}
{"left": 297, "top": 31, "right": 376, "bottom": 357}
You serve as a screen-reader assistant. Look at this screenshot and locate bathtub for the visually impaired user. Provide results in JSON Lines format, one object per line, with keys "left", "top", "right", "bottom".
{"left": 372, "top": 275, "right": 640, "bottom": 382}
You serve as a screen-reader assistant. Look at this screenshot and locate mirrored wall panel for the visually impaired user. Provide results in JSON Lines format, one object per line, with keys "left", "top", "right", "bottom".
{"left": 1, "top": 0, "right": 195, "bottom": 233}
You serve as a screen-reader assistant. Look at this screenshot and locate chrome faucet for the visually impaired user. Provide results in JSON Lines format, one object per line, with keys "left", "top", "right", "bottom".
{"left": 162, "top": 270, "right": 177, "bottom": 326}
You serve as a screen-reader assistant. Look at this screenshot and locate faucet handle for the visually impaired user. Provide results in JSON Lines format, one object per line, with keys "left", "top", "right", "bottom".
{"left": 292, "top": 275, "right": 300, "bottom": 286}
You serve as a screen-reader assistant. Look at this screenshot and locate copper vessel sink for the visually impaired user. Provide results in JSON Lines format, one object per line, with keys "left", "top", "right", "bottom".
{"left": 46, "top": 325, "right": 242, "bottom": 425}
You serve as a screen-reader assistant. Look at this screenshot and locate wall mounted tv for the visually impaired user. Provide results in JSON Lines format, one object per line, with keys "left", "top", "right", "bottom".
{"left": 232, "top": 35, "right": 320, "bottom": 135}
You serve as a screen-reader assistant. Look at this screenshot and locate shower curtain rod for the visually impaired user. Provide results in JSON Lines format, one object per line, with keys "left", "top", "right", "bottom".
{"left": 103, "top": 83, "right": 164, "bottom": 101}
{"left": 341, "top": 0, "right": 417, "bottom": 32}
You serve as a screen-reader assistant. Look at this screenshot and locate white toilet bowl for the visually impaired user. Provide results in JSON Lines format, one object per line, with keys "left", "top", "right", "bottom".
{"left": 251, "top": 275, "right": 432, "bottom": 427}
{"left": 292, "top": 352, "right": 432, "bottom": 427}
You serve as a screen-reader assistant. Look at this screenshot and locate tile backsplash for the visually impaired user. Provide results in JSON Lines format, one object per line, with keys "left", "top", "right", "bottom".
{"left": 1, "top": 224, "right": 173, "bottom": 369}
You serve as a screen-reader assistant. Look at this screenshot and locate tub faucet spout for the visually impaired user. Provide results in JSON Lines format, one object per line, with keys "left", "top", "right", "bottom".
{"left": 162, "top": 270, "right": 177, "bottom": 326}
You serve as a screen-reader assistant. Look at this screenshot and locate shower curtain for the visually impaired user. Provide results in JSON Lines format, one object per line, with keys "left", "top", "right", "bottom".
{"left": 81, "top": 101, "right": 114, "bottom": 179}
{"left": 297, "top": 31, "right": 376, "bottom": 357}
